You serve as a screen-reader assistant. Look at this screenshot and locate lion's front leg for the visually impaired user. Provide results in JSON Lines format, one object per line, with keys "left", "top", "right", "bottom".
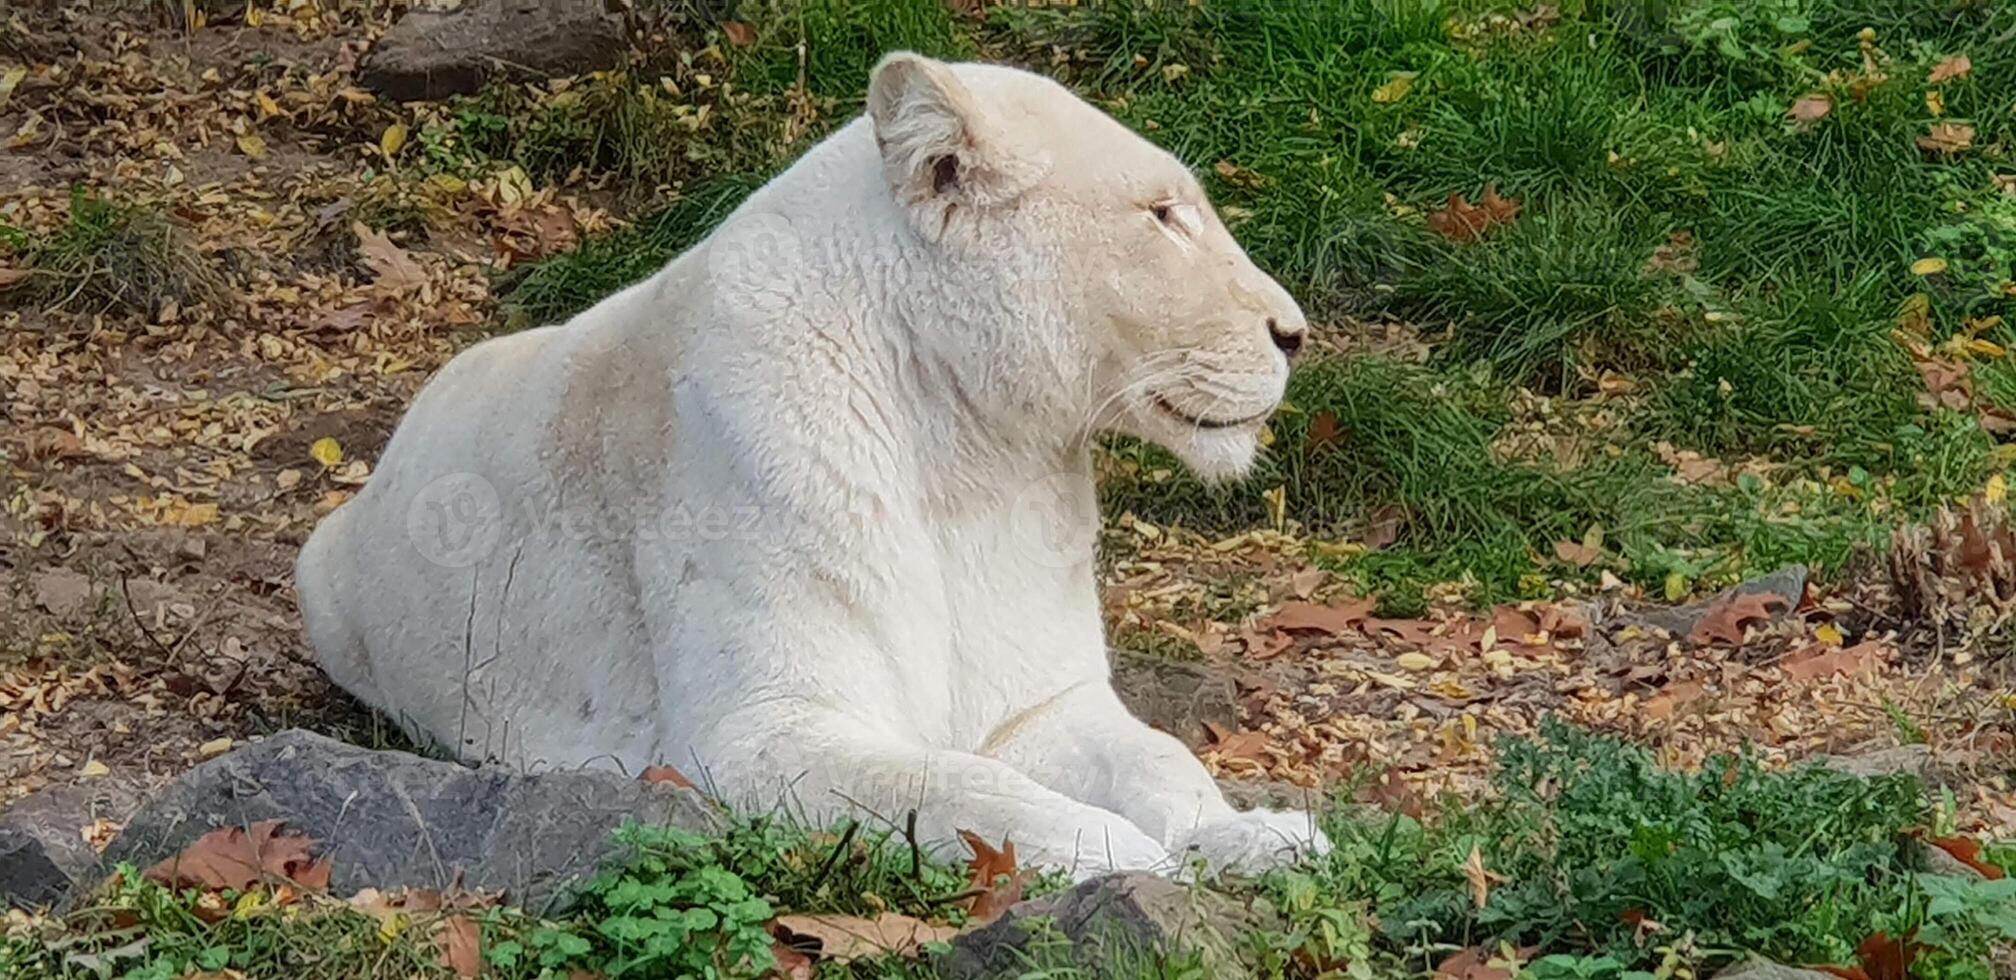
{"left": 982, "top": 682, "right": 1331, "bottom": 876}
{"left": 704, "top": 714, "right": 1172, "bottom": 881}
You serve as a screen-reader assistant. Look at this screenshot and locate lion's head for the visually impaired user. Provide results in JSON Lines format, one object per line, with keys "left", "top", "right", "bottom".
{"left": 866, "top": 53, "right": 1308, "bottom": 482}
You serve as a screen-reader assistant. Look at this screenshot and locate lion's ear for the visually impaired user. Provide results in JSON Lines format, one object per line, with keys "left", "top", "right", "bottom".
{"left": 868, "top": 53, "right": 1043, "bottom": 209}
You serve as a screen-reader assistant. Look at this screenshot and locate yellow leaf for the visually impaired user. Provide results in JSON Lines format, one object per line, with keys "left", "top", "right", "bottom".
{"left": 1371, "top": 72, "right": 1416, "bottom": 104}
{"left": 1989, "top": 472, "right": 2009, "bottom": 505}
{"left": 1814, "top": 622, "right": 1844, "bottom": 647}
{"left": 255, "top": 91, "right": 283, "bottom": 118}
{"left": 495, "top": 165, "right": 533, "bottom": 208}
{"left": 1912, "top": 257, "right": 1949, "bottom": 276}
{"left": 245, "top": 3, "right": 263, "bottom": 26}
{"left": 0, "top": 67, "right": 25, "bottom": 115}
{"left": 79, "top": 759, "right": 110, "bottom": 778}
{"left": 1663, "top": 571, "right": 1689, "bottom": 602}
{"left": 310, "top": 437, "right": 343, "bottom": 468}
{"left": 1396, "top": 652, "right": 1436, "bottom": 672}
{"left": 1257, "top": 424, "right": 1275, "bottom": 447}
{"left": 236, "top": 132, "right": 268, "bottom": 159}
{"left": 1925, "top": 89, "right": 1945, "bottom": 117}
{"left": 379, "top": 123, "right": 408, "bottom": 161}
{"left": 1968, "top": 338, "right": 2007, "bottom": 359}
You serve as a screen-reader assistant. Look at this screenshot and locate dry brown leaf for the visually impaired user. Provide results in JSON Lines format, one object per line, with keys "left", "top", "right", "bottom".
{"left": 1927, "top": 54, "right": 1972, "bottom": 84}
{"left": 1553, "top": 539, "right": 1600, "bottom": 567}
{"left": 440, "top": 914, "right": 481, "bottom": 978}
{"left": 770, "top": 937, "right": 816, "bottom": 979}
{"left": 1789, "top": 93, "right": 1833, "bottom": 126}
{"left": 1461, "top": 844, "right": 1503, "bottom": 909}
{"left": 1643, "top": 678, "right": 1706, "bottom": 722}
{"left": 771, "top": 913, "right": 958, "bottom": 963}
{"left": 1306, "top": 410, "right": 1342, "bottom": 452}
{"left": 1264, "top": 596, "right": 1376, "bottom": 635}
{"left": 1687, "top": 592, "right": 1788, "bottom": 647}
{"left": 1924, "top": 835, "right": 2006, "bottom": 880}
{"left": 722, "top": 21, "right": 757, "bottom": 46}
{"left": 144, "top": 820, "right": 330, "bottom": 893}
{"left": 0, "top": 266, "right": 30, "bottom": 289}
{"left": 1362, "top": 505, "right": 1406, "bottom": 550}
{"left": 1918, "top": 122, "right": 1975, "bottom": 155}
{"left": 1204, "top": 721, "right": 1273, "bottom": 763}
{"left": 957, "top": 830, "right": 1032, "bottom": 925}
{"left": 1435, "top": 945, "right": 1534, "bottom": 979}
{"left": 640, "top": 765, "right": 697, "bottom": 789}
{"left": 1427, "top": 183, "right": 1521, "bottom": 242}
{"left": 1781, "top": 641, "right": 1882, "bottom": 684}
{"left": 353, "top": 222, "right": 425, "bottom": 293}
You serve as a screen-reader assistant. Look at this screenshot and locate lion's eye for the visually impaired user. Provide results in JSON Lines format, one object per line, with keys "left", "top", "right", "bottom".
{"left": 1151, "top": 203, "right": 1173, "bottom": 224}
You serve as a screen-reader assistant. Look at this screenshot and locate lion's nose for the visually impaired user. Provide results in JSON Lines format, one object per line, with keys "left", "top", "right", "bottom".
{"left": 1267, "top": 317, "right": 1306, "bottom": 358}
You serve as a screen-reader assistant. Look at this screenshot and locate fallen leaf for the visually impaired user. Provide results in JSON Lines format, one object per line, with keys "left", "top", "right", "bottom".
{"left": 235, "top": 133, "right": 267, "bottom": 159}
{"left": 1305, "top": 410, "right": 1342, "bottom": 452}
{"left": 1553, "top": 539, "right": 1600, "bottom": 567}
{"left": 1204, "top": 722, "right": 1273, "bottom": 763}
{"left": 1264, "top": 597, "right": 1376, "bottom": 635}
{"left": 309, "top": 437, "right": 343, "bottom": 468}
{"left": 197, "top": 736, "right": 234, "bottom": 758}
{"left": 770, "top": 937, "right": 816, "bottom": 979}
{"left": 144, "top": 820, "right": 330, "bottom": 893}
{"left": 1924, "top": 835, "right": 2007, "bottom": 880}
{"left": 1434, "top": 944, "right": 1535, "bottom": 979}
{"left": 1362, "top": 505, "right": 1406, "bottom": 550}
{"left": 1354, "top": 767, "right": 1427, "bottom": 818}
{"left": 0, "top": 67, "right": 23, "bottom": 114}
{"left": 1461, "top": 844, "right": 1503, "bottom": 909}
{"left": 1427, "top": 183, "right": 1521, "bottom": 242}
{"left": 771, "top": 913, "right": 957, "bottom": 963}
{"left": 957, "top": 830, "right": 1031, "bottom": 925}
{"left": 1643, "top": 678, "right": 1706, "bottom": 722}
{"left": 640, "top": 765, "right": 696, "bottom": 789}
{"left": 1927, "top": 54, "right": 1971, "bottom": 84}
{"left": 79, "top": 760, "right": 110, "bottom": 778}
{"left": 353, "top": 222, "right": 426, "bottom": 293}
{"left": 1396, "top": 652, "right": 1437, "bottom": 672}
{"left": 379, "top": 123, "right": 407, "bottom": 161}
{"left": 1789, "top": 93, "right": 1833, "bottom": 126}
{"left": 1918, "top": 122, "right": 1975, "bottom": 154}
{"left": 0, "top": 266, "right": 30, "bottom": 289}
{"left": 1781, "top": 641, "right": 1883, "bottom": 684}
{"left": 722, "top": 20, "right": 757, "bottom": 46}
{"left": 439, "top": 914, "right": 480, "bottom": 978}
{"left": 1371, "top": 71, "right": 1416, "bottom": 104}
{"left": 1912, "top": 257, "right": 1949, "bottom": 276}
{"left": 1687, "top": 592, "right": 1789, "bottom": 647}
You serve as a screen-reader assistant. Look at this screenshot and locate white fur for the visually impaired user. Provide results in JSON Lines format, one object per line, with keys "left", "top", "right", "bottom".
{"left": 296, "top": 54, "right": 1323, "bottom": 879}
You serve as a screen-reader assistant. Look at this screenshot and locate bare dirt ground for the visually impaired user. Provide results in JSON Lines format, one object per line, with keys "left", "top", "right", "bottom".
{"left": 2, "top": 3, "right": 2011, "bottom": 851}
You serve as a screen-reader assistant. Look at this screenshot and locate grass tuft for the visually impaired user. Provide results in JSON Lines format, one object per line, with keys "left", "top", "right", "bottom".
{"left": 7, "top": 188, "right": 222, "bottom": 318}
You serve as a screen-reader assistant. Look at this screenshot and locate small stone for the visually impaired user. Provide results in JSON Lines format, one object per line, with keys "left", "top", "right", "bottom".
{"left": 195, "top": 737, "right": 234, "bottom": 759}
{"left": 77, "top": 760, "right": 109, "bottom": 779}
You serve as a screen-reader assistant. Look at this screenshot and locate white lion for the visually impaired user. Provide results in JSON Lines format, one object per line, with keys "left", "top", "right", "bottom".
{"left": 296, "top": 53, "right": 1325, "bottom": 878}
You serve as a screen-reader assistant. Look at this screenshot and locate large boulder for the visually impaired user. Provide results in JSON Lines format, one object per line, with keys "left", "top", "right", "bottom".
{"left": 945, "top": 872, "right": 1276, "bottom": 978}
{"left": 92, "top": 730, "right": 717, "bottom": 913}
{"left": 358, "top": 0, "right": 626, "bottom": 102}
{"left": 1, "top": 776, "right": 149, "bottom": 911}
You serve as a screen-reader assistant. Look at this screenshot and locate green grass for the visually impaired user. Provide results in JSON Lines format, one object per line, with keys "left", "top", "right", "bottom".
{"left": 1259, "top": 721, "right": 2016, "bottom": 978}
{"left": 9, "top": 725, "right": 2008, "bottom": 979}
{"left": 2, "top": 188, "right": 222, "bottom": 318}
{"left": 469, "top": 0, "right": 2016, "bottom": 608}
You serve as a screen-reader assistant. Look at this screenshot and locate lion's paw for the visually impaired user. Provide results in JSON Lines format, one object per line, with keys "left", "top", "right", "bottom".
{"left": 1172, "top": 809, "right": 1330, "bottom": 877}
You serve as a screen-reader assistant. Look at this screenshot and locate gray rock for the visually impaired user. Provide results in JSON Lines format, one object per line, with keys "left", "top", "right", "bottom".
{"left": 944, "top": 872, "right": 1274, "bottom": 979}
{"left": 1, "top": 776, "right": 150, "bottom": 911}
{"left": 1814, "top": 744, "right": 1932, "bottom": 781}
{"left": 1711, "top": 963, "right": 1840, "bottom": 980}
{"left": 1623, "top": 564, "right": 1807, "bottom": 639}
{"left": 359, "top": 0, "right": 625, "bottom": 102}
{"left": 96, "top": 730, "right": 718, "bottom": 913}
{"left": 1110, "top": 650, "right": 1239, "bottom": 747}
